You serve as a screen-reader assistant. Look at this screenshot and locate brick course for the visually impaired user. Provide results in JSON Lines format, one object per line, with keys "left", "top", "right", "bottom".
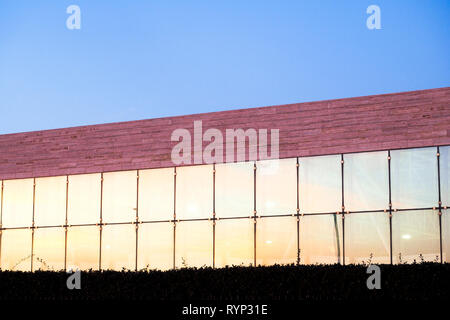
{"left": 0, "top": 87, "right": 449, "bottom": 180}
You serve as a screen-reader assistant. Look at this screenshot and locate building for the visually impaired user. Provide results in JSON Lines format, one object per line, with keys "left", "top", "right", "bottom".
{"left": 0, "top": 87, "right": 449, "bottom": 271}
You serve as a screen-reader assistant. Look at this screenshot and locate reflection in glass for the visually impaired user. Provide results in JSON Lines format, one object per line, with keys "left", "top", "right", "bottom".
{"left": 215, "top": 162, "right": 253, "bottom": 218}
{"left": 257, "top": 159, "right": 296, "bottom": 216}
{"left": 299, "top": 155, "right": 341, "bottom": 213}
{"left": 256, "top": 216, "right": 297, "bottom": 266}
{"left": 103, "top": 171, "right": 137, "bottom": 223}
{"left": 138, "top": 222, "right": 173, "bottom": 271}
{"left": 35, "top": 176, "right": 67, "bottom": 227}
{"left": 68, "top": 173, "right": 101, "bottom": 225}
{"left": 344, "top": 151, "right": 388, "bottom": 211}
{"left": 101, "top": 224, "right": 136, "bottom": 271}
{"left": 2, "top": 179, "right": 34, "bottom": 228}
{"left": 139, "top": 168, "right": 174, "bottom": 222}
{"left": 175, "top": 220, "right": 212, "bottom": 268}
{"left": 441, "top": 146, "right": 449, "bottom": 207}
{"left": 391, "top": 147, "right": 438, "bottom": 209}
{"left": 442, "top": 210, "right": 449, "bottom": 263}
{"left": 215, "top": 218, "right": 254, "bottom": 267}
{"left": 392, "top": 210, "right": 440, "bottom": 263}
{"left": 0, "top": 229, "right": 32, "bottom": 271}
{"left": 33, "top": 227, "right": 65, "bottom": 271}
{"left": 66, "top": 226, "right": 99, "bottom": 270}
{"left": 176, "top": 165, "right": 213, "bottom": 220}
{"left": 300, "top": 214, "right": 343, "bottom": 264}
{"left": 345, "top": 212, "right": 390, "bottom": 264}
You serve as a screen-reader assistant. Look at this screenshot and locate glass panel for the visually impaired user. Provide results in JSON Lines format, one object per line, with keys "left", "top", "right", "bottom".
{"left": 66, "top": 226, "right": 99, "bottom": 271}
{"left": 441, "top": 146, "right": 449, "bottom": 207}
{"left": 391, "top": 147, "right": 438, "bottom": 209}
{"left": 345, "top": 212, "right": 390, "bottom": 264}
{"left": 215, "top": 218, "right": 254, "bottom": 267}
{"left": 300, "top": 214, "right": 343, "bottom": 264}
{"left": 299, "top": 155, "right": 341, "bottom": 214}
{"left": 215, "top": 162, "right": 253, "bottom": 218}
{"left": 256, "top": 158, "right": 296, "bottom": 216}
{"left": 35, "top": 176, "right": 67, "bottom": 227}
{"left": 175, "top": 220, "right": 212, "bottom": 268}
{"left": 139, "top": 168, "right": 174, "bottom": 222}
{"left": 101, "top": 224, "right": 136, "bottom": 271}
{"left": 138, "top": 222, "right": 173, "bottom": 271}
{"left": 68, "top": 173, "right": 101, "bottom": 225}
{"left": 2, "top": 178, "right": 34, "bottom": 228}
{"left": 442, "top": 209, "right": 449, "bottom": 263}
{"left": 344, "top": 151, "right": 389, "bottom": 211}
{"left": 256, "top": 216, "right": 297, "bottom": 266}
{"left": 392, "top": 210, "right": 440, "bottom": 263}
{"left": 0, "top": 229, "right": 32, "bottom": 271}
{"left": 176, "top": 165, "right": 213, "bottom": 220}
{"left": 103, "top": 171, "right": 137, "bottom": 223}
{"left": 33, "top": 227, "right": 65, "bottom": 271}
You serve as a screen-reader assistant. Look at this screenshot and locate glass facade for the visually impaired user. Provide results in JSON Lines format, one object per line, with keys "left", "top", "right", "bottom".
{"left": 0, "top": 146, "right": 448, "bottom": 271}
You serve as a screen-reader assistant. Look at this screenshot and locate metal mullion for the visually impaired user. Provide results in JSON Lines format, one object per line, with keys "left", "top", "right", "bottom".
{"left": 135, "top": 170, "right": 139, "bottom": 271}
{"left": 0, "top": 181, "right": 3, "bottom": 268}
{"left": 212, "top": 164, "right": 216, "bottom": 269}
{"left": 64, "top": 175, "right": 69, "bottom": 271}
{"left": 99, "top": 172, "right": 103, "bottom": 271}
{"left": 388, "top": 150, "right": 393, "bottom": 265}
{"left": 296, "top": 158, "right": 300, "bottom": 265}
{"left": 253, "top": 161, "right": 257, "bottom": 267}
{"left": 173, "top": 167, "right": 177, "bottom": 269}
{"left": 341, "top": 154, "right": 345, "bottom": 265}
{"left": 31, "top": 177, "right": 36, "bottom": 272}
{"left": 437, "top": 146, "right": 443, "bottom": 263}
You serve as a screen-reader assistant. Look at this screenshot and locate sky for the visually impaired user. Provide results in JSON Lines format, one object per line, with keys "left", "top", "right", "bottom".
{"left": 0, "top": 0, "right": 449, "bottom": 134}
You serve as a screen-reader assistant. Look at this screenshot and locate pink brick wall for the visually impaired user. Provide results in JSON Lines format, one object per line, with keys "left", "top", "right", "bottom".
{"left": 0, "top": 87, "right": 449, "bottom": 180}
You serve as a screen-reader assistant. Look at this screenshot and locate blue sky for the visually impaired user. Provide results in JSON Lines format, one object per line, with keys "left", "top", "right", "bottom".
{"left": 0, "top": 0, "right": 449, "bottom": 134}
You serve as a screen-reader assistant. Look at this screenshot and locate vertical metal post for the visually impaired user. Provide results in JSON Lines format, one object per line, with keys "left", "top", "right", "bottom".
{"left": 212, "top": 164, "right": 216, "bottom": 268}
{"left": 341, "top": 154, "right": 345, "bottom": 266}
{"left": 64, "top": 175, "right": 69, "bottom": 271}
{"left": 0, "top": 180, "right": 3, "bottom": 268}
{"left": 296, "top": 158, "right": 300, "bottom": 265}
{"left": 99, "top": 173, "right": 103, "bottom": 271}
{"left": 173, "top": 167, "right": 177, "bottom": 269}
{"left": 253, "top": 161, "right": 257, "bottom": 267}
{"left": 31, "top": 178, "right": 36, "bottom": 272}
{"left": 437, "top": 146, "right": 443, "bottom": 263}
{"left": 135, "top": 170, "right": 139, "bottom": 271}
{"left": 388, "top": 150, "right": 393, "bottom": 265}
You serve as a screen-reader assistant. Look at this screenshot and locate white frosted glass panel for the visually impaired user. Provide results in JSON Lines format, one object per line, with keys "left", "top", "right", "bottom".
{"left": 392, "top": 210, "right": 440, "bottom": 263}
{"left": 176, "top": 165, "right": 213, "bottom": 220}
{"left": 345, "top": 212, "right": 390, "bottom": 264}
{"left": 442, "top": 210, "right": 450, "bottom": 263}
{"left": 215, "top": 218, "right": 254, "bottom": 267}
{"left": 33, "top": 227, "right": 65, "bottom": 271}
{"left": 256, "top": 216, "right": 297, "bottom": 266}
{"left": 175, "top": 220, "right": 212, "bottom": 268}
{"left": 299, "top": 155, "right": 341, "bottom": 214}
{"left": 441, "top": 146, "right": 449, "bottom": 207}
{"left": 0, "top": 229, "right": 32, "bottom": 271}
{"left": 66, "top": 226, "right": 99, "bottom": 271}
{"left": 34, "top": 176, "right": 66, "bottom": 227}
{"left": 257, "top": 158, "right": 296, "bottom": 216}
{"left": 2, "top": 179, "right": 34, "bottom": 228}
{"left": 103, "top": 171, "right": 137, "bottom": 223}
{"left": 101, "top": 224, "right": 136, "bottom": 271}
{"left": 138, "top": 222, "right": 173, "bottom": 271}
{"left": 139, "top": 168, "right": 174, "bottom": 221}
{"left": 300, "top": 214, "right": 343, "bottom": 264}
{"left": 391, "top": 147, "right": 438, "bottom": 209}
{"left": 68, "top": 173, "right": 101, "bottom": 225}
{"left": 215, "top": 162, "right": 253, "bottom": 218}
{"left": 344, "top": 151, "right": 389, "bottom": 211}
